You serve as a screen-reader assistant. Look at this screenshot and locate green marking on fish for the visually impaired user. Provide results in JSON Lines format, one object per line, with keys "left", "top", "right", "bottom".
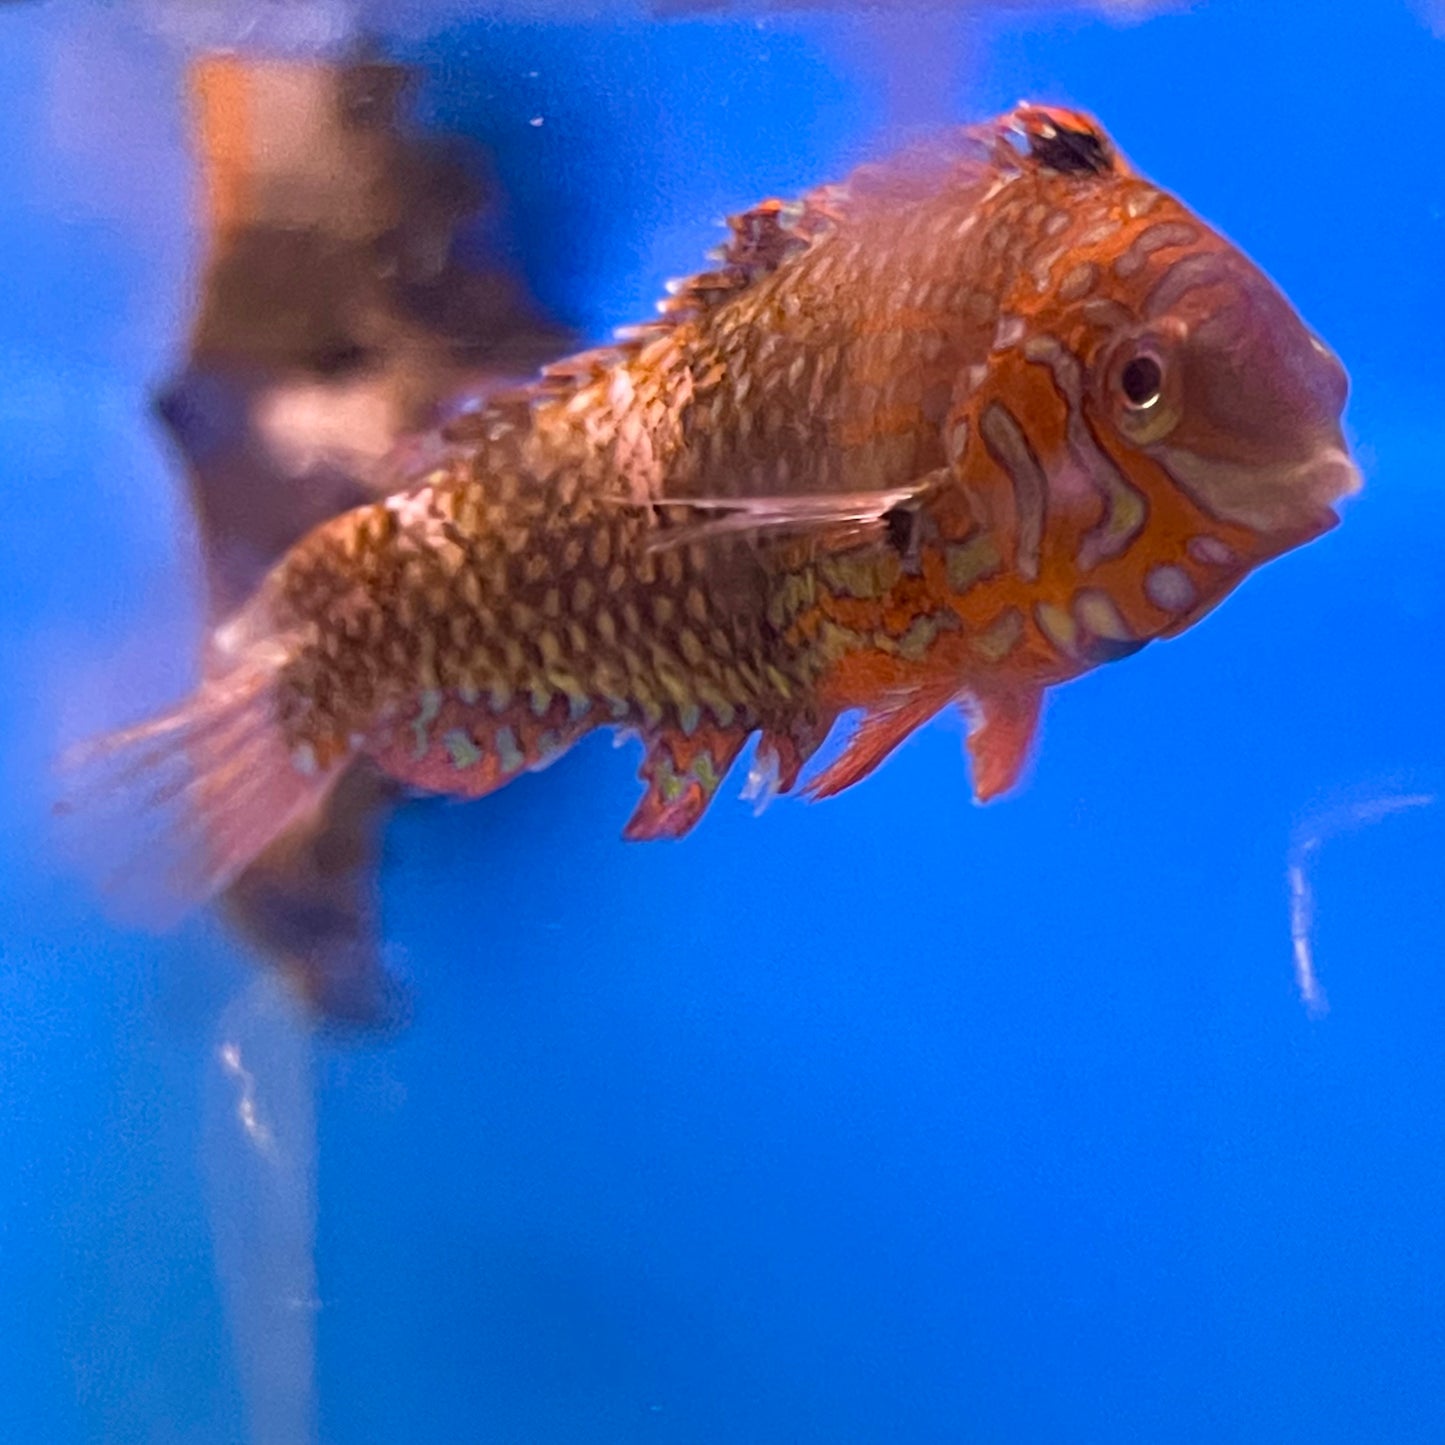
{"left": 896, "top": 614, "right": 943, "bottom": 662}
{"left": 825, "top": 554, "right": 890, "bottom": 600}
{"left": 971, "top": 607, "right": 1023, "bottom": 661}
{"left": 708, "top": 697, "right": 737, "bottom": 729}
{"left": 496, "top": 726, "right": 524, "bottom": 775}
{"left": 444, "top": 728, "right": 483, "bottom": 770}
{"left": 817, "top": 620, "right": 866, "bottom": 664}
{"left": 411, "top": 689, "right": 443, "bottom": 760}
{"left": 946, "top": 534, "right": 1003, "bottom": 593}
{"left": 691, "top": 751, "right": 720, "bottom": 792}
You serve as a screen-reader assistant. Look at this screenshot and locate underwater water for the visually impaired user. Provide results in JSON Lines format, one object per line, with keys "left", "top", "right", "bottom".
{"left": 2, "top": 3, "right": 1444, "bottom": 1443}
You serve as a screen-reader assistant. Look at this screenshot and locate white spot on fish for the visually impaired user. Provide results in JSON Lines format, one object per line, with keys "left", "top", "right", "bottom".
{"left": 1187, "top": 535, "right": 1238, "bottom": 567}
{"left": 1144, "top": 564, "right": 1196, "bottom": 613}
{"left": 742, "top": 744, "right": 781, "bottom": 814}
{"left": 992, "top": 314, "right": 1027, "bottom": 352}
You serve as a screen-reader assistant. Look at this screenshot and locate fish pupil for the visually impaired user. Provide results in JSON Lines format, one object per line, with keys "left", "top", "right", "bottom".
{"left": 1120, "top": 354, "right": 1163, "bottom": 409}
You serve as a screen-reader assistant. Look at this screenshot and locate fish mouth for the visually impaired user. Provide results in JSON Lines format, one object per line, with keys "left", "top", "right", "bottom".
{"left": 1301, "top": 445, "right": 1363, "bottom": 511}
{"left": 1156, "top": 441, "right": 1362, "bottom": 538}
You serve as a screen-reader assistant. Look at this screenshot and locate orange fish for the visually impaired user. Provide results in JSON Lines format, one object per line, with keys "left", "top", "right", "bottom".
{"left": 75, "top": 103, "right": 1358, "bottom": 914}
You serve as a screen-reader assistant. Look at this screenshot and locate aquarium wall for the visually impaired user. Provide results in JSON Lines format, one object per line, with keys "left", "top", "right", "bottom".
{"left": 2, "top": 3, "right": 1443, "bottom": 1442}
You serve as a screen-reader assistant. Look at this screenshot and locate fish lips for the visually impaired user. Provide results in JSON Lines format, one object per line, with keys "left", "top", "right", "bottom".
{"left": 1154, "top": 439, "right": 1362, "bottom": 542}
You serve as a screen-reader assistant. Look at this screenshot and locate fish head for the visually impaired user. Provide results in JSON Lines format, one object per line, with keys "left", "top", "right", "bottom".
{"left": 1085, "top": 231, "right": 1360, "bottom": 551}
{"left": 930, "top": 142, "right": 1360, "bottom": 675}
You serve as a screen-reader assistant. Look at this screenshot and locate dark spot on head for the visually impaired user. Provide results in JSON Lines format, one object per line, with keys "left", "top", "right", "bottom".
{"left": 1086, "top": 635, "right": 1149, "bottom": 666}
{"left": 1015, "top": 106, "right": 1115, "bottom": 176}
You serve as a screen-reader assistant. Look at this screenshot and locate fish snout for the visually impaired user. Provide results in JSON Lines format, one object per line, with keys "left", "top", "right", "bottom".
{"left": 1304, "top": 334, "right": 1351, "bottom": 422}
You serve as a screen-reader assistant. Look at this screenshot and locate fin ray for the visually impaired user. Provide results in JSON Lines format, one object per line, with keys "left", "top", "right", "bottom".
{"left": 803, "top": 686, "right": 957, "bottom": 801}
{"left": 59, "top": 651, "right": 347, "bottom": 927}
{"left": 961, "top": 687, "right": 1043, "bottom": 802}
{"left": 641, "top": 484, "right": 931, "bottom": 552}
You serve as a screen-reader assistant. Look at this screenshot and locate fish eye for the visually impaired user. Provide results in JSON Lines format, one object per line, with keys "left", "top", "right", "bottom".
{"left": 1120, "top": 353, "right": 1164, "bottom": 409}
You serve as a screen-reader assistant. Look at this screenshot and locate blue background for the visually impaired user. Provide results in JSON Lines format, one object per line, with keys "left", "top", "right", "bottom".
{"left": 2, "top": 3, "right": 1443, "bottom": 1442}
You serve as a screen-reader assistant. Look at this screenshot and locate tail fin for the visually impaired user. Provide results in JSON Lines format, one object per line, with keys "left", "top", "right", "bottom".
{"left": 58, "top": 646, "right": 347, "bottom": 928}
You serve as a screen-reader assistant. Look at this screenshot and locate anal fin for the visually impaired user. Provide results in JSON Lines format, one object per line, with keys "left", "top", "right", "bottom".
{"left": 745, "top": 714, "right": 834, "bottom": 811}
{"left": 962, "top": 687, "right": 1043, "bottom": 802}
{"left": 803, "top": 685, "right": 958, "bottom": 801}
{"left": 624, "top": 722, "right": 749, "bottom": 841}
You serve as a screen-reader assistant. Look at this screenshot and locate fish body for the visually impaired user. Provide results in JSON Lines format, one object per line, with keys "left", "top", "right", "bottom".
{"left": 84, "top": 104, "right": 1358, "bottom": 910}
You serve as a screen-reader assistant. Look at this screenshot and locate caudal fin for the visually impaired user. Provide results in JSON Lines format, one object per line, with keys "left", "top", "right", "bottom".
{"left": 58, "top": 649, "right": 346, "bottom": 928}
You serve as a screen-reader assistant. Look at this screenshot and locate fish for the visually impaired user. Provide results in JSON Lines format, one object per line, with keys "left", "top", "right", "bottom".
{"left": 71, "top": 102, "right": 1359, "bottom": 919}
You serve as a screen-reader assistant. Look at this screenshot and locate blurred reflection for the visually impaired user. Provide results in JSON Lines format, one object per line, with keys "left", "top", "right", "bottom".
{"left": 158, "top": 53, "right": 573, "bottom": 1025}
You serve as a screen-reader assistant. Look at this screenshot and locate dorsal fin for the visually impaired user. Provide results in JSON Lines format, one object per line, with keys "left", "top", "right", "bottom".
{"left": 696, "top": 190, "right": 848, "bottom": 299}
{"left": 456, "top": 183, "right": 849, "bottom": 421}
{"left": 465, "top": 102, "right": 1104, "bottom": 427}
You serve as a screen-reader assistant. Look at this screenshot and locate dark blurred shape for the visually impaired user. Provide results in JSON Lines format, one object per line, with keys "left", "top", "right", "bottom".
{"left": 157, "top": 52, "right": 573, "bottom": 1026}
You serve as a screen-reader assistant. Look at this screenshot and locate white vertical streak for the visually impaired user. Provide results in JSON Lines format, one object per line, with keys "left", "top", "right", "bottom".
{"left": 1286, "top": 792, "right": 1435, "bottom": 1017}
{"left": 203, "top": 976, "right": 318, "bottom": 1445}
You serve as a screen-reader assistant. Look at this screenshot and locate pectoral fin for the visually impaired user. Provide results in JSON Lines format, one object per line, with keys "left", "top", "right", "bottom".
{"left": 641, "top": 480, "right": 939, "bottom": 553}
